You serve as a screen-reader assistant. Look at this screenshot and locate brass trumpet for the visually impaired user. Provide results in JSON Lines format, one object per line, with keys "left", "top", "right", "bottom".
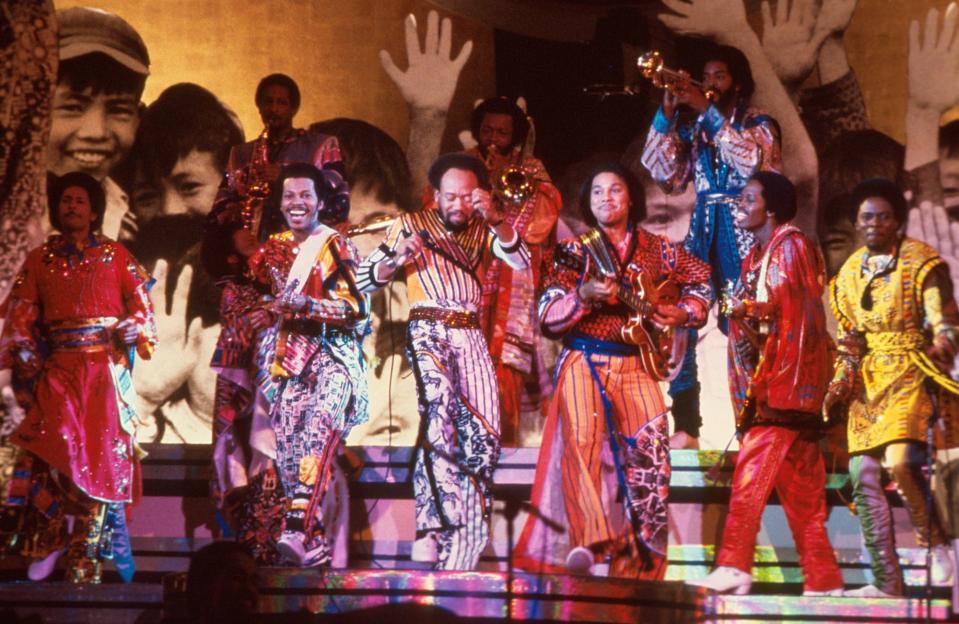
{"left": 492, "top": 165, "right": 535, "bottom": 205}
{"left": 637, "top": 51, "right": 715, "bottom": 101}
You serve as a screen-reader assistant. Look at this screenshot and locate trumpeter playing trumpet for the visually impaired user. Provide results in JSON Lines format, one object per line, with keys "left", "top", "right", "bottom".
{"left": 464, "top": 96, "right": 562, "bottom": 446}
{"left": 640, "top": 45, "right": 782, "bottom": 451}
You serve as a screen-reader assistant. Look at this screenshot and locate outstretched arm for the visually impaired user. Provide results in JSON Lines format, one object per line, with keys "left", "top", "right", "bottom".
{"left": 905, "top": 1, "right": 959, "bottom": 205}
{"left": 380, "top": 11, "right": 473, "bottom": 199}
{"left": 660, "top": 0, "right": 820, "bottom": 235}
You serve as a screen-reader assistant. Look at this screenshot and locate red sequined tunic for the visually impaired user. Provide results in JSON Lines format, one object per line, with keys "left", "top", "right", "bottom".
{"left": 1, "top": 235, "right": 157, "bottom": 503}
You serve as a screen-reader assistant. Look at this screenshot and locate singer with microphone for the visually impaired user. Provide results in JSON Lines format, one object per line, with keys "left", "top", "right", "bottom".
{"left": 356, "top": 152, "right": 529, "bottom": 571}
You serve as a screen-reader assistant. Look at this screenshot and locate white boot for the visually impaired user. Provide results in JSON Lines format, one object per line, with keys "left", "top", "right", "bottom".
{"left": 932, "top": 543, "right": 955, "bottom": 586}
{"left": 410, "top": 531, "right": 439, "bottom": 564}
{"left": 276, "top": 530, "right": 306, "bottom": 566}
{"left": 952, "top": 539, "right": 959, "bottom": 611}
{"left": 565, "top": 546, "right": 594, "bottom": 575}
{"left": 685, "top": 566, "right": 752, "bottom": 595}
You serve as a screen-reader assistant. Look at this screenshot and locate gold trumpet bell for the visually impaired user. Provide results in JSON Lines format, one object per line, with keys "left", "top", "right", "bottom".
{"left": 495, "top": 166, "right": 535, "bottom": 205}
{"left": 637, "top": 51, "right": 665, "bottom": 88}
{"left": 637, "top": 50, "right": 716, "bottom": 101}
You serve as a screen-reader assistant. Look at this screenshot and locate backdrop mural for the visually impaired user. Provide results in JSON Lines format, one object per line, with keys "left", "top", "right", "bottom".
{"left": 3, "top": 0, "right": 959, "bottom": 451}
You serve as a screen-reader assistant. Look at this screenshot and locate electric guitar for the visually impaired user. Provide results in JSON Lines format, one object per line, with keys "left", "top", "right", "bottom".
{"left": 555, "top": 233, "right": 686, "bottom": 381}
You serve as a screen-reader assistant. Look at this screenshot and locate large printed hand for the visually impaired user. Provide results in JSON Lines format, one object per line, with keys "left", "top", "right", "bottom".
{"left": 133, "top": 260, "right": 203, "bottom": 418}
{"left": 659, "top": 0, "right": 749, "bottom": 44}
{"left": 379, "top": 10, "right": 473, "bottom": 112}
{"left": 813, "top": 0, "right": 857, "bottom": 41}
{"left": 907, "top": 201, "right": 959, "bottom": 293}
{"left": 908, "top": 2, "right": 959, "bottom": 114}
{"left": 760, "top": 0, "right": 824, "bottom": 87}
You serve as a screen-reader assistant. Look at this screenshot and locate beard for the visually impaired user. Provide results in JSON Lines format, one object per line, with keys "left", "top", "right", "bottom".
{"left": 712, "top": 86, "right": 739, "bottom": 111}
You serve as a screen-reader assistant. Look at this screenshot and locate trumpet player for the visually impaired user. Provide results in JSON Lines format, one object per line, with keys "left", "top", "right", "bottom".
{"left": 467, "top": 96, "right": 561, "bottom": 445}
{"left": 211, "top": 74, "right": 351, "bottom": 240}
{"left": 641, "top": 45, "right": 782, "bottom": 451}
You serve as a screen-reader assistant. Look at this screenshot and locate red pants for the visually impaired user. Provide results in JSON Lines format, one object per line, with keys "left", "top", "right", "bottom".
{"left": 716, "top": 425, "right": 843, "bottom": 592}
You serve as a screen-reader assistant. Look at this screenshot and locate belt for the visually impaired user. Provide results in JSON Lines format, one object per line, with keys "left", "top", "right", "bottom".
{"left": 564, "top": 332, "right": 640, "bottom": 357}
{"left": 699, "top": 193, "right": 739, "bottom": 204}
{"left": 45, "top": 316, "right": 119, "bottom": 352}
{"left": 282, "top": 318, "right": 349, "bottom": 337}
{"left": 409, "top": 307, "right": 480, "bottom": 329}
{"left": 866, "top": 330, "right": 925, "bottom": 354}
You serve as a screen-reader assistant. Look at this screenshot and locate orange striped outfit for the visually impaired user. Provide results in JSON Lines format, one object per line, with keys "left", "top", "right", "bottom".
{"left": 515, "top": 225, "right": 711, "bottom": 579}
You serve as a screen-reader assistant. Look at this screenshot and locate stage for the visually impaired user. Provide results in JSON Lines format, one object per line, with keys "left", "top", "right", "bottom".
{"left": 1, "top": 447, "right": 957, "bottom": 622}
{"left": 0, "top": 569, "right": 954, "bottom": 623}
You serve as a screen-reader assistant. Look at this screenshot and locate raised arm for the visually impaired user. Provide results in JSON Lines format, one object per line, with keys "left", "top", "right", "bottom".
{"left": 380, "top": 11, "right": 473, "bottom": 199}
{"left": 905, "top": 2, "right": 959, "bottom": 206}
{"left": 660, "top": 0, "right": 820, "bottom": 235}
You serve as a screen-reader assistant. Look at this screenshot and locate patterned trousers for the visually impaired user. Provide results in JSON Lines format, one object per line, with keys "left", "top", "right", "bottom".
{"left": 850, "top": 441, "right": 949, "bottom": 595}
{"left": 716, "top": 425, "right": 843, "bottom": 592}
{"left": 408, "top": 318, "right": 501, "bottom": 571}
{"left": 272, "top": 346, "right": 353, "bottom": 558}
{"left": 559, "top": 349, "right": 670, "bottom": 579}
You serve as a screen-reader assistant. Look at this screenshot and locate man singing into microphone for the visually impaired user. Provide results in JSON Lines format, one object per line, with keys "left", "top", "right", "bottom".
{"left": 357, "top": 152, "right": 529, "bottom": 570}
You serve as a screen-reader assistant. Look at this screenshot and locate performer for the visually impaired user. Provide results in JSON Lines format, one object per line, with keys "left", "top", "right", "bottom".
{"left": 247, "top": 163, "right": 369, "bottom": 568}
{"left": 357, "top": 152, "right": 529, "bottom": 570}
{"left": 213, "top": 73, "right": 350, "bottom": 238}
{"left": 467, "top": 96, "right": 561, "bottom": 446}
{"left": 514, "top": 163, "right": 711, "bottom": 579}
{"left": 642, "top": 45, "right": 781, "bottom": 449}
{"left": 0, "top": 172, "right": 157, "bottom": 582}
{"left": 825, "top": 178, "right": 958, "bottom": 597}
{"left": 688, "top": 172, "right": 842, "bottom": 595}
{"left": 202, "top": 210, "right": 284, "bottom": 563}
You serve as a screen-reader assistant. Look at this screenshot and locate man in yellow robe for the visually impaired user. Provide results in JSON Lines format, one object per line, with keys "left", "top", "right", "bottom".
{"left": 826, "top": 179, "right": 959, "bottom": 597}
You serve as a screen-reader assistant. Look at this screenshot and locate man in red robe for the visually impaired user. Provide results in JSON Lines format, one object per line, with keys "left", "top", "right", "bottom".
{"left": 1, "top": 172, "right": 157, "bottom": 583}
{"left": 467, "top": 97, "right": 561, "bottom": 445}
{"left": 688, "top": 172, "right": 842, "bottom": 595}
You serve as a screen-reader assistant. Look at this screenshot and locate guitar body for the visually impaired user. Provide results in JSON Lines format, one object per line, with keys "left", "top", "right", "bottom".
{"left": 554, "top": 242, "right": 687, "bottom": 382}
{"left": 619, "top": 272, "right": 685, "bottom": 381}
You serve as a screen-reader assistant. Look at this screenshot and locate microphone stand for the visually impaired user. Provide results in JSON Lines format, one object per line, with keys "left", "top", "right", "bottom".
{"left": 496, "top": 497, "right": 565, "bottom": 622}
{"left": 924, "top": 376, "right": 939, "bottom": 624}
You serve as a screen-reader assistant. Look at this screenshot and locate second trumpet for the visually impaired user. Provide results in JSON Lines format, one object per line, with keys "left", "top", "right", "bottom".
{"left": 637, "top": 51, "right": 715, "bottom": 101}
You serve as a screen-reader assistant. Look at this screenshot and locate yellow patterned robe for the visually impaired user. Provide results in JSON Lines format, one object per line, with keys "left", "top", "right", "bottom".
{"left": 830, "top": 238, "right": 959, "bottom": 454}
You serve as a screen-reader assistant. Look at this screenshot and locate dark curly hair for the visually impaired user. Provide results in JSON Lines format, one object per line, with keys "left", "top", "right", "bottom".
{"left": 470, "top": 97, "right": 530, "bottom": 151}
{"left": 49, "top": 171, "right": 106, "bottom": 233}
{"left": 577, "top": 162, "right": 646, "bottom": 228}
{"left": 255, "top": 73, "right": 300, "bottom": 110}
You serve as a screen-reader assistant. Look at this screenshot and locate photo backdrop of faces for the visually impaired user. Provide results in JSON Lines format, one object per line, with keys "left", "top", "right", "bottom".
{"left": 40, "top": 0, "right": 959, "bottom": 447}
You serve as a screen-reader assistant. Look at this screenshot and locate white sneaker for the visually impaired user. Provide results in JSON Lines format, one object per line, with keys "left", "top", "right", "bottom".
{"left": 565, "top": 546, "right": 594, "bottom": 575}
{"left": 411, "top": 532, "right": 439, "bottom": 564}
{"left": 842, "top": 584, "right": 901, "bottom": 598}
{"left": 276, "top": 530, "right": 306, "bottom": 566}
{"left": 27, "top": 549, "right": 62, "bottom": 581}
{"left": 685, "top": 566, "right": 752, "bottom": 595}
{"left": 931, "top": 544, "right": 955, "bottom": 586}
{"left": 802, "top": 587, "right": 844, "bottom": 597}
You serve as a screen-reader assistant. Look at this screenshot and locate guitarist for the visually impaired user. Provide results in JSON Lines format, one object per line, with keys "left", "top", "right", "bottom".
{"left": 688, "top": 172, "right": 842, "bottom": 595}
{"left": 514, "top": 163, "right": 711, "bottom": 580}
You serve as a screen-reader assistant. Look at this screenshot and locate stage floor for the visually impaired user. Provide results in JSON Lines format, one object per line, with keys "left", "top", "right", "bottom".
{"left": 1, "top": 569, "right": 954, "bottom": 623}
